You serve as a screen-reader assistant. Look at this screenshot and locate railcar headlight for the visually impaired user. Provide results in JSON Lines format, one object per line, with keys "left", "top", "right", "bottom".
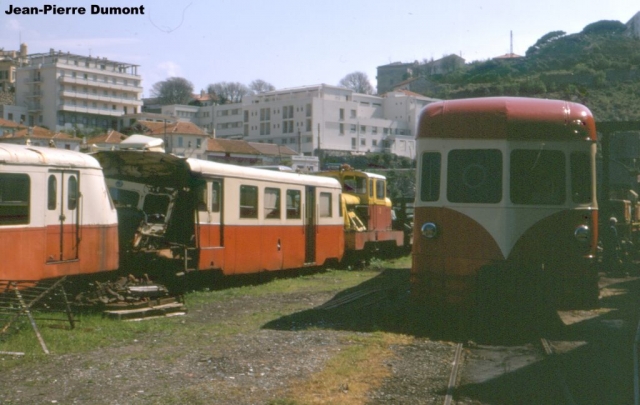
{"left": 574, "top": 225, "right": 590, "bottom": 243}
{"left": 421, "top": 222, "right": 438, "bottom": 239}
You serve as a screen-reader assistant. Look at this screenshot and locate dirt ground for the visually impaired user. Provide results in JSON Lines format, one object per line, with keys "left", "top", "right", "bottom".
{"left": 0, "top": 268, "right": 638, "bottom": 405}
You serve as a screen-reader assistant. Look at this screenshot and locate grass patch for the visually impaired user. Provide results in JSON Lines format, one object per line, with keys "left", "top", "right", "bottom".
{"left": 274, "top": 332, "right": 414, "bottom": 405}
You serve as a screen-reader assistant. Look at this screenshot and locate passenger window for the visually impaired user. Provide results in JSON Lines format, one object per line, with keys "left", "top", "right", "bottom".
{"left": 447, "top": 149, "right": 502, "bottom": 203}
{"left": 48, "top": 175, "right": 57, "bottom": 210}
{"left": 264, "top": 187, "right": 281, "bottom": 219}
{"left": 319, "top": 192, "right": 332, "bottom": 217}
{"left": 369, "top": 179, "right": 374, "bottom": 198}
{"left": 0, "top": 174, "right": 30, "bottom": 225}
{"left": 571, "top": 152, "right": 592, "bottom": 204}
{"left": 376, "top": 180, "right": 385, "bottom": 199}
{"left": 240, "top": 185, "right": 258, "bottom": 218}
{"left": 420, "top": 152, "right": 441, "bottom": 202}
{"left": 211, "top": 181, "right": 221, "bottom": 213}
{"left": 67, "top": 176, "right": 78, "bottom": 210}
{"left": 510, "top": 150, "right": 565, "bottom": 205}
{"left": 286, "top": 189, "right": 301, "bottom": 219}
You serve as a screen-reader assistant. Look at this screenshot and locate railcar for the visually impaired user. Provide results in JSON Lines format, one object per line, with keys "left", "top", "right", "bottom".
{"left": 411, "top": 97, "right": 599, "bottom": 313}
{"left": 315, "top": 167, "right": 405, "bottom": 252}
{"left": 0, "top": 144, "right": 119, "bottom": 284}
{"left": 94, "top": 151, "right": 345, "bottom": 278}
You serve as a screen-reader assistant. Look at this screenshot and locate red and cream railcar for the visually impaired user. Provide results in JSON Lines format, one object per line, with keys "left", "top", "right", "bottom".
{"left": 411, "top": 97, "right": 599, "bottom": 312}
{"left": 0, "top": 144, "right": 119, "bottom": 283}
{"left": 95, "top": 151, "right": 344, "bottom": 277}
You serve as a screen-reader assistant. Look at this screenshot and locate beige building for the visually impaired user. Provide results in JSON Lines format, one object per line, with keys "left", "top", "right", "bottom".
{"left": 129, "top": 119, "right": 209, "bottom": 158}
{"left": 194, "top": 84, "right": 438, "bottom": 159}
{"left": 15, "top": 48, "right": 143, "bottom": 132}
{"left": 0, "top": 44, "right": 28, "bottom": 92}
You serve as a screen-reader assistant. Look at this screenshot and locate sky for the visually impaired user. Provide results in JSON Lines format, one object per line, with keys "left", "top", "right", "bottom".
{"left": 1, "top": 1, "right": 639, "bottom": 97}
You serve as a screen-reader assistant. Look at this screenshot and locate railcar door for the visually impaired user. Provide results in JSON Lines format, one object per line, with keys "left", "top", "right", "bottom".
{"left": 195, "top": 178, "right": 224, "bottom": 270}
{"left": 305, "top": 186, "right": 316, "bottom": 264}
{"left": 45, "top": 170, "right": 80, "bottom": 262}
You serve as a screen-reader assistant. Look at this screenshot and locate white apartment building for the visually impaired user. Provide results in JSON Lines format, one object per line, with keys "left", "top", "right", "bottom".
{"left": 15, "top": 49, "right": 143, "bottom": 132}
{"left": 187, "top": 84, "right": 438, "bottom": 159}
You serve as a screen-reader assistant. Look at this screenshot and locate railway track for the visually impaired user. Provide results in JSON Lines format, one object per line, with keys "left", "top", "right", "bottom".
{"left": 442, "top": 337, "right": 577, "bottom": 405}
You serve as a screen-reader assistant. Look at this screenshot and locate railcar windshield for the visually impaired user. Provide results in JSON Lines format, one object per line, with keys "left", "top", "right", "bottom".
{"left": 343, "top": 175, "right": 367, "bottom": 194}
{"left": 447, "top": 149, "right": 502, "bottom": 203}
{"left": 510, "top": 149, "right": 566, "bottom": 205}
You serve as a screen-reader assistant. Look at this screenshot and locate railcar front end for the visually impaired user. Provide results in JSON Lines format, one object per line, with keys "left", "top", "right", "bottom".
{"left": 411, "top": 97, "right": 599, "bottom": 314}
{"left": 0, "top": 144, "right": 119, "bottom": 284}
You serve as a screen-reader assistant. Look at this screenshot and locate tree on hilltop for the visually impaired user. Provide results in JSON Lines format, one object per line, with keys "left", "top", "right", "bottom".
{"left": 249, "top": 79, "right": 276, "bottom": 94}
{"left": 339, "top": 71, "right": 375, "bottom": 95}
{"left": 150, "top": 77, "right": 194, "bottom": 105}
{"left": 206, "top": 82, "right": 251, "bottom": 104}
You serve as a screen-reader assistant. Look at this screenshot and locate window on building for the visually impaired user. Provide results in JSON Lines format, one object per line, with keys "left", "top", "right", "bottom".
{"left": 283, "top": 105, "right": 294, "bottom": 119}
{"left": 339, "top": 123, "right": 344, "bottom": 135}
{"left": 350, "top": 109, "right": 356, "bottom": 118}
{"left": 351, "top": 138, "right": 356, "bottom": 149}
{"left": 339, "top": 108, "right": 344, "bottom": 120}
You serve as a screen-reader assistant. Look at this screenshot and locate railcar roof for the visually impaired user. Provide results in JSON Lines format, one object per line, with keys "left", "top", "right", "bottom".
{"left": 0, "top": 143, "right": 102, "bottom": 169}
{"left": 188, "top": 158, "right": 341, "bottom": 188}
{"left": 417, "top": 97, "right": 596, "bottom": 141}
{"left": 94, "top": 150, "right": 341, "bottom": 189}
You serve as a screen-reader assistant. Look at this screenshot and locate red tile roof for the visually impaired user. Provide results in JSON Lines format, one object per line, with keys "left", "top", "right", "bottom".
{"left": 136, "top": 120, "right": 206, "bottom": 136}
{"left": 1, "top": 126, "right": 72, "bottom": 139}
{"left": 206, "top": 138, "right": 261, "bottom": 155}
{"left": 248, "top": 142, "right": 297, "bottom": 156}
{"left": 89, "top": 130, "right": 127, "bottom": 144}
{"left": 0, "top": 119, "right": 23, "bottom": 129}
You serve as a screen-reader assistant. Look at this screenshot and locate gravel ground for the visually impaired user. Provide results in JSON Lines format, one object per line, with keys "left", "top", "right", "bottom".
{"left": 0, "top": 269, "right": 457, "bottom": 405}
{"left": 4, "top": 268, "right": 633, "bottom": 405}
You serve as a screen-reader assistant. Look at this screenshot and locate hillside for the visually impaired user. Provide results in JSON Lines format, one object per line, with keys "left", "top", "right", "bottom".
{"left": 415, "top": 17, "right": 640, "bottom": 122}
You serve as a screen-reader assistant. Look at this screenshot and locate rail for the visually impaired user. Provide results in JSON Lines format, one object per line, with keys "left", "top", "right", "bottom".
{"left": 634, "top": 316, "right": 640, "bottom": 405}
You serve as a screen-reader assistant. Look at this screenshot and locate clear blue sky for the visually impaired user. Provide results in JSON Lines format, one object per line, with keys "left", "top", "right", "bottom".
{"left": 1, "top": 0, "right": 638, "bottom": 97}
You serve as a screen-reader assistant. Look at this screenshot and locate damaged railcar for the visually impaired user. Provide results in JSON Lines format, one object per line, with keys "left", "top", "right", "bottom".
{"left": 94, "top": 151, "right": 345, "bottom": 278}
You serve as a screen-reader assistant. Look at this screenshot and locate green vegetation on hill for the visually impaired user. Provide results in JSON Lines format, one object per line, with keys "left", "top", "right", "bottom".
{"left": 414, "top": 20, "right": 640, "bottom": 121}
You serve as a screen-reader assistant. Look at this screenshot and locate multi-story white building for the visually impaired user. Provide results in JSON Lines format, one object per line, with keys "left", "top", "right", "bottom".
{"left": 177, "top": 84, "right": 438, "bottom": 159}
{"left": 15, "top": 48, "right": 143, "bottom": 132}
